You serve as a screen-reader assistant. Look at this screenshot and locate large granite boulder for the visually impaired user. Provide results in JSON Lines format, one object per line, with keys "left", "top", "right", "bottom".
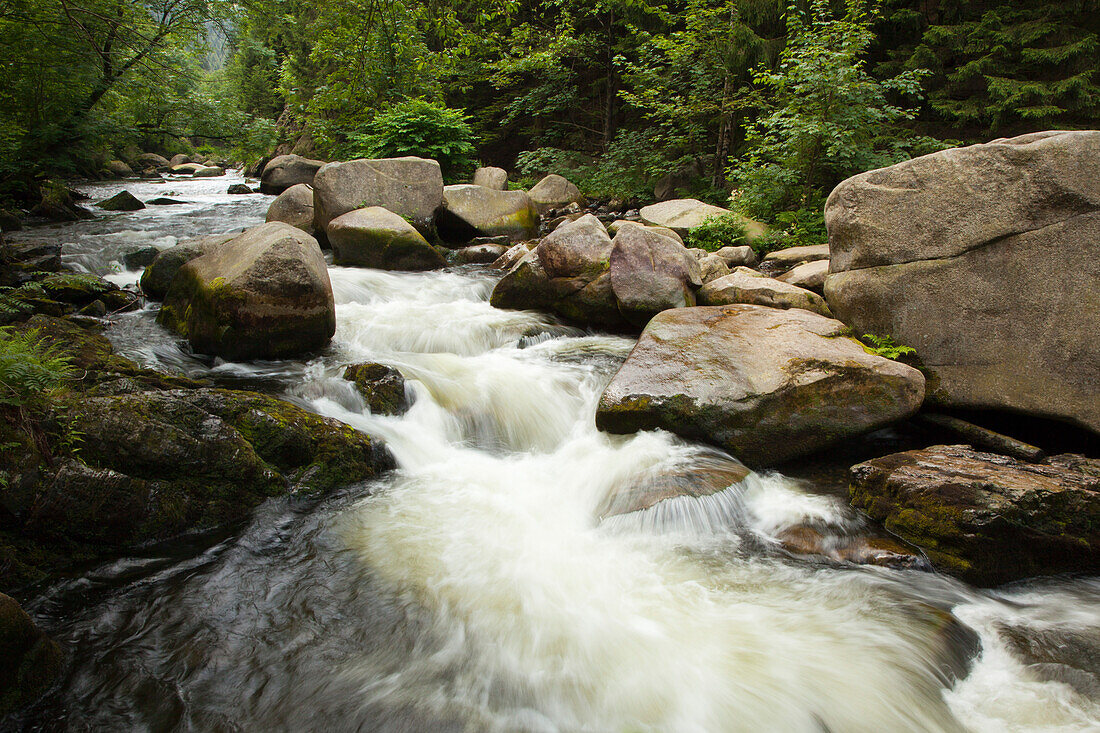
{"left": 528, "top": 174, "right": 584, "bottom": 214}
{"left": 0, "top": 593, "right": 61, "bottom": 718}
{"left": 849, "top": 445, "right": 1099, "bottom": 585}
{"left": 136, "top": 152, "right": 170, "bottom": 169}
{"left": 312, "top": 157, "right": 443, "bottom": 234}
{"left": 436, "top": 184, "right": 538, "bottom": 243}
{"left": 328, "top": 207, "right": 445, "bottom": 271}
{"left": 595, "top": 305, "right": 925, "bottom": 466}
{"left": 157, "top": 222, "right": 335, "bottom": 359}
{"left": 640, "top": 198, "right": 768, "bottom": 241}
{"left": 609, "top": 224, "right": 701, "bottom": 326}
{"left": 140, "top": 233, "right": 236, "bottom": 299}
{"left": 824, "top": 130, "right": 1100, "bottom": 434}
{"left": 169, "top": 153, "right": 191, "bottom": 167}
{"left": 259, "top": 154, "right": 325, "bottom": 195}
{"left": 473, "top": 166, "right": 508, "bottom": 190}
{"left": 265, "top": 183, "right": 315, "bottom": 233}
{"left": 698, "top": 267, "right": 831, "bottom": 317}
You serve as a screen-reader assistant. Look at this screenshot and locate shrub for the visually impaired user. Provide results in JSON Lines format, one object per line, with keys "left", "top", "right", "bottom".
{"left": 686, "top": 214, "right": 748, "bottom": 252}
{"left": 345, "top": 100, "right": 477, "bottom": 183}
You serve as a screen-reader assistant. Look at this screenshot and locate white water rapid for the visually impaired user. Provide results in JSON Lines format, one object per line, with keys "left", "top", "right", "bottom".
{"left": 11, "top": 174, "right": 1100, "bottom": 732}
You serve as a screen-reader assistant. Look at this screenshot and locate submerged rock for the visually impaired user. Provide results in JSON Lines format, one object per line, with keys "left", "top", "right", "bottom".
{"left": 344, "top": 363, "right": 410, "bottom": 415}
{"left": 145, "top": 197, "right": 186, "bottom": 206}
{"left": 0, "top": 593, "right": 62, "bottom": 718}
{"left": 97, "top": 190, "right": 145, "bottom": 211}
{"left": 849, "top": 445, "right": 1100, "bottom": 585}
{"left": 328, "top": 207, "right": 445, "bottom": 271}
{"left": 436, "top": 184, "right": 538, "bottom": 243}
{"left": 158, "top": 222, "right": 335, "bottom": 359}
{"left": 265, "top": 183, "right": 315, "bottom": 233}
{"left": 825, "top": 130, "right": 1100, "bottom": 434}
{"left": 312, "top": 157, "right": 443, "bottom": 234}
{"left": 227, "top": 184, "right": 253, "bottom": 195}
{"left": 259, "top": 154, "right": 324, "bottom": 195}
{"left": 595, "top": 305, "right": 925, "bottom": 467}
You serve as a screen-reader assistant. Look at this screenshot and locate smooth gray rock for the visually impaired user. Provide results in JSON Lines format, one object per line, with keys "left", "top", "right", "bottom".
{"left": 473, "top": 166, "right": 508, "bottom": 190}
{"left": 609, "top": 224, "right": 701, "bottom": 326}
{"left": 313, "top": 157, "right": 443, "bottom": 235}
{"left": 328, "top": 207, "right": 445, "bottom": 271}
{"left": 698, "top": 267, "right": 831, "bottom": 317}
{"left": 528, "top": 174, "right": 584, "bottom": 214}
{"left": 260, "top": 154, "right": 324, "bottom": 195}
{"left": 266, "top": 183, "right": 314, "bottom": 233}
{"left": 777, "top": 259, "right": 829, "bottom": 293}
{"left": 437, "top": 184, "right": 538, "bottom": 243}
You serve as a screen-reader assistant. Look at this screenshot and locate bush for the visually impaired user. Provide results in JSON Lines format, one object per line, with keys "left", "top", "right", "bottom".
{"left": 344, "top": 100, "right": 477, "bottom": 183}
{"left": 686, "top": 214, "right": 748, "bottom": 252}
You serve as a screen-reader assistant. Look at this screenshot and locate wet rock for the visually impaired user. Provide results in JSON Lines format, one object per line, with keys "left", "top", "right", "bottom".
{"left": 0, "top": 593, "right": 62, "bottom": 718}
{"left": 312, "top": 157, "right": 443, "bottom": 234}
{"left": 639, "top": 198, "right": 768, "bottom": 241}
{"left": 146, "top": 197, "right": 186, "bottom": 206}
{"left": 528, "top": 174, "right": 584, "bottom": 215}
{"left": 597, "top": 452, "right": 750, "bottom": 518}
{"left": 227, "top": 183, "right": 253, "bottom": 195}
{"left": 328, "top": 206, "right": 445, "bottom": 271}
{"left": 849, "top": 445, "right": 1100, "bottom": 585}
{"left": 436, "top": 184, "right": 538, "bottom": 243}
{"left": 265, "top": 183, "right": 314, "bottom": 233}
{"left": 140, "top": 233, "right": 235, "bottom": 299}
{"left": 775, "top": 526, "right": 923, "bottom": 570}
{"left": 825, "top": 130, "right": 1100, "bottom": 435}
{"left": 0, "top": 242, "right": 61, "bottom": 285}
{"left": 105, "top": 159, "right": 134, "bottom": 177}
{"left": 344, "top": 363, "right": 410, "bottom": 415}
{"left": 259, "top": 154, "right": 325, "bottom": 195}
{"left": 454, "top": 243, "right": 508, "bottom": 264}
{"left": 698, "top": 267, "right": 832, "bottom": 317}
{"left": 596, "top": 305, "right": 926, "bottom": 467}
{"left": 492, "top": 242, "right": 534, "bottom": 271}
{"left": 777, "top": 259, "right": 829, "bottom": 293}
{"left": 97, "top": 190, "right": 145, "bottom": 211}
{"left": 472, "top": 166, "right": 508, "bottom": 190}
{"left": 158, "top": 222, "right": 335, "bottom": 359}
{"left": 609, "top": 223, "right": 701, "bottom": 326}
{"left": 30, "top": 183, "right": 93, "bottom": 221}
{"left": 193, "top": 166, "right": 225, "bottom": 178}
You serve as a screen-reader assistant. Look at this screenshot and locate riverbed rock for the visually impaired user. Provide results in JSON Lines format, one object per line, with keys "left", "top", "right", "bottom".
{"left": 436, "top": 184, "right": 538, "bottom": 243}
{"left": 595, "top": 305, "right": 926, "bottom": 466}
{"left": 31, "top": 183, "right": 92, "bottom": 221}
{"left": 105, "top": 159, "right": 134, "bottom": 177}
{"left": 528, "top": 174, "right": 584, "bottom": 214}
{"left": 172, "top": 163, "right": 205, "bottom": 174}
{"left": 169, "top": 153, "right": 191, "bottom": 167}
{"left": 454, "top": 243, "right": 508, "bottom": 264}
{"left": 609, "top": 223, "right": 701, "bottom": 326}
{"left": 344, "top": 363, "right": 409, "bottom": 415}
{"left": 695, "top": 253, "right": 731, "bottom": 284}
{"left": 312, "top": 157, "right": 443, "bottom": 234}
{"left": 848, "top": 445, "right": 1100, "bottom": 585}
{"left": 146, "top": 197, "right": 185, "bottom": 206}
{"left": 158, "top": 222, "right": 335, "bottom": 359}
{"left": 193, "top": 166, "right": 225, "bottom": 178}
{"left": 639, "top": 199, "right": 768, "bottom": 241}
{"left": 136, "top": 152, "right": 170, "bottom": 169}
{"left": 698, "top": 267, "right": 832, "bottom": 317}
{"left": 762, "top": 244, "right": 830, "bottom": 272}
{"left": 473, "top": 166, "right": 508, "bottom": 190}
{"left": 122, "top": 246, "right": 160, "bottom": 269}
{"left": 97, "top": 190, "right": 145, "bottom": 212}
{"left": 713, "top": 245, "right": 758, "bottom": 268}
{"left": 0, "top": 593, "right": 62, "bottom": 718}
{"left": 265, "top": 183, "right": 315, "bottom": 233}
{"left": 227, "top": 184, "right": 252, "bottom": 195}
{"left": 328, "top": 207, "right": 445, "bottom": 271}
{"left": 609, "top": 220, "right": 685, "bottom": 246}
{"left": 824, "top": 130, "right": 1100, "bottom": 435}
{"left": 493, "top": 242, "right": 533, "bottom": 271}
{"left": 140, "top": 233, "right": 236, "bottom": 299}
{"left": 259, "top": 154, "right": 325, "bottom": 195}
{"left": 778, "top": 259, "right": 829, "bottom": 293}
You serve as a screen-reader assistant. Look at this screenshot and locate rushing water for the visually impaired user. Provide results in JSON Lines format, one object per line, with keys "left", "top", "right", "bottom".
{"left": 6, "top": 174, "right": 1100, "bottom": 732}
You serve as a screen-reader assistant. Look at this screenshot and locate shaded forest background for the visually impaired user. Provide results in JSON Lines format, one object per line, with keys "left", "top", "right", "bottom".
{"left": 1, "top": 0, "right": 1097, "bottom": 239}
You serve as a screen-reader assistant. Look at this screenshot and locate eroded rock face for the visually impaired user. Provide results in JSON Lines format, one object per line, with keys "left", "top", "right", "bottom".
{"left": 609, "top": 224, "right": 701, "bottom": 326}
{"left": 698, "top": 267, "right": 831, "bottom": 317}
{"left": 825, "top": 130, "right": 1100, "bottom": 433}
{"left": 0, "top": 593, "right": 61, "bottom": 718}
{"left": 849, "top": 445, "right": 1100, "bottom": 585}
{"left": 312, "top": 157, "right": 443, "bottom": 234}
{"left": 436, "top": 184, "right": 538, "bottom": 243}
{"left": 266, "top": 183, "right": 315, "bottom": 233}
{"left": 328, "top": 207, "right": 445, "bottom": 271}
{"left": 473, "top": 166, "right": 508, "bottom": 190}
{"left": 595, "top": 305, "right": 925, "bottom": 466}
{"left": 528, "top": 174, "right": 584, "bottom": 214}
{"left": 140, "top": 233, "right": 236, "bottom": 299}
{"left": 158, "top": 222, "right": 335, "bottom": 359}
{"left": 259, "top": 154, "right": 325, "bottom": 195}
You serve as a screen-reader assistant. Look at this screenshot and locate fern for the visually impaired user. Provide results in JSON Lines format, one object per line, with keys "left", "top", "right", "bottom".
{"left": 0, "top": 327, "right": 75, "bottom": 406}
{"left": 860, "top": 333, "right": 916, "bottom": 360}
{"left": 40, "top": 272, "right": 110, "bottom": 293}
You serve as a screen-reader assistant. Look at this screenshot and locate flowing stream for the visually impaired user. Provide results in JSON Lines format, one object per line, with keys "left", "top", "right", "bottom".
{"left": 7, "top": 174, "right": 1100, "bottom": 732}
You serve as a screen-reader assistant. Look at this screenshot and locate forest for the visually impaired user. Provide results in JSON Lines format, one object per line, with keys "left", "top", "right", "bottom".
{"left": 1, "top": 0, "right": 1098, "bottom": 243}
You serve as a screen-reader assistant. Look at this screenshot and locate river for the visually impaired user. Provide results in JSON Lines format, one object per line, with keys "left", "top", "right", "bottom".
{"left": 7, "top": 173, "right": 1099, "bottom": 732}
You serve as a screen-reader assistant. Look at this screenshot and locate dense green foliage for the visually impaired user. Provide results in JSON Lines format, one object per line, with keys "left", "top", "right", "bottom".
{"left": 0, "top": 328, "right": 74, "bottom": 407}
{"left": 0, "top": 0, "right": 1095, "bottom": 226}
{"left": 685, "top": 214, "right": 748, "bottom": 253}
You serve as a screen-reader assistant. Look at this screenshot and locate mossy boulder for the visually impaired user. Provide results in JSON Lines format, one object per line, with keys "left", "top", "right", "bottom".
{"left": 595, "top": 305, "right": 926, "bottom": 467}
{"left": 849, "top": 445, "right": 1100, "bottom": 585}
{"left": 158, "top": 222, "right": 335, "bottom": 359}
{"left": 140, "top": 233, "right": 235, "bottom": 300}
{"left": 436, "top": 184, "right": 538, "bottom": 243}
{"left": 344, "top": 363, "right": 410, "bottom": 415}
{"left": 328, "top": 207, "right": 445, "bottom": 271}
{"left": 0, "top": 592, "right": 61, "bottom": 718}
